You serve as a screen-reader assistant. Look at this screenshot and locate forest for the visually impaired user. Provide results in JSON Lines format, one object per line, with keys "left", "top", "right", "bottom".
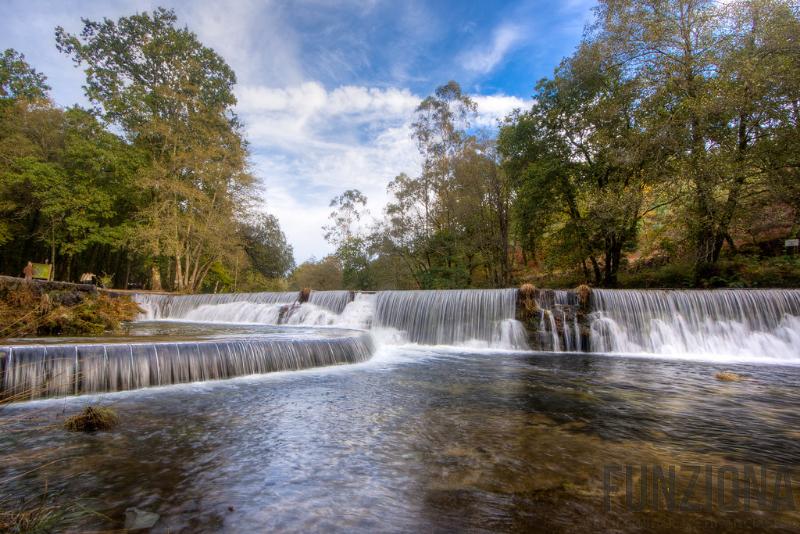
{"left": 307, "top": 0, "right": 800, "bottom": 290}
{"left": 0, "top": 9, "right": 294, "bottom": 293}
{"left": 2, "top": 0, "right": 800, "bottom": 292}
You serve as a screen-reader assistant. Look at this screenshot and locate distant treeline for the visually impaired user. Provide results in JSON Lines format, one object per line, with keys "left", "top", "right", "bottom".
{"left": 0, "top": 9, "right": 294, "bottom": 292}
{"left": 307, "top": 0, "right": 800, "bottom": 290}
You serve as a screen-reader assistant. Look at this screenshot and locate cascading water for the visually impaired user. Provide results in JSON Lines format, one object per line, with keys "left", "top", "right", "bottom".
{"left": 135, "top": 291, "right": 299, "bottom": 320}
{"left": 528, "top": 289, "right": 583, "bottom": 352}
{"left": 135, "top": 291, "right": 355, "bottom": 324}
{"left": 309, "top": 290, "right": 352, "bottom": 314}
{"left": 374, "top": 289, "right": 528, "bottom": 349}
{"left": 590, "top": 289, "right": 800, "bottom": 359}
{"left": 10, "top": 285, "right": 800, "bottom": 402}
{"left": 137, "top": 289, "right": 528, "bottom": 349}
{"left": 0, "top": 331, "right": 374, "bottom": 401}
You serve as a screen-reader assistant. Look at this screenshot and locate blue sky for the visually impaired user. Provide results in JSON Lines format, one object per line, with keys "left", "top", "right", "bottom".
{"left": 1, "top": 0, "right": 597, "bottom": 262}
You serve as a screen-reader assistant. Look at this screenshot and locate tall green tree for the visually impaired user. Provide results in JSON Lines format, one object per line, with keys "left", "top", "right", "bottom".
{"left": 56, "top": 8, "right": 253, "bottom": 292}
{"left": 499, "top": 39, "right": 669, "bottom": 286}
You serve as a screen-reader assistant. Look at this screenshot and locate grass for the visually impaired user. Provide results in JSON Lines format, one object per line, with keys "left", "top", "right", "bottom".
{"left": 0, "top": 493, "right": 77, "bottom": 534}
{"left": 63, "top": 406, "right": 119, "bottom": 432}
{"left": 0, "top": 285, "right": 142, "bottom": 340}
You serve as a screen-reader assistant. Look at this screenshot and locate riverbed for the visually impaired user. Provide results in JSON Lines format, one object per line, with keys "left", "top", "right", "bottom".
{"left": 2, "top": 343, "right": 799, "bottom": 532}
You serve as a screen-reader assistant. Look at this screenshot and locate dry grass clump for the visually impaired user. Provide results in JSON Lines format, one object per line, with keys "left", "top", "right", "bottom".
{"left": 299, "top": 287, "right": 311, "bottom": 303}
{"left": 518, "top": 283, "right": 538, "bottom": 313}
{"left": 0, "top": 494, "right": 77, "bottom": 533}
{"left": 715, "top": 371, "right": 743, "bottom": 382}
{"left": 64, "top": 406, "right": 119, "bottom": 432}
{"left": 576, "top": 284, "right": 591, "bottom": 310}
{"left": 0, "top": 286, "right": 141, "bottom": 339}
{"left": 40, "top": 294, "right": 142, "bottom": 336}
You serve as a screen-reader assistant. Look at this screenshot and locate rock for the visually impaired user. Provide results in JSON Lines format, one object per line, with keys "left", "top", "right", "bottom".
{"left": 299, "top": 287, "right": 311, "bottom": 303}
{"left": 715, "top": 371, "right": 743, "bottom": 382}
{"left": 124, "top": 508, "right": 160, "bottom": 530}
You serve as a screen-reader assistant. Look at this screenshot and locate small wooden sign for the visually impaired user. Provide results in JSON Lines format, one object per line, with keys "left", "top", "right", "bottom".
{"left": 31, "top": 263, "right": 52, "bottom": 280}
{"left": 786, "top": 239, "right": 800, "bottom": 248}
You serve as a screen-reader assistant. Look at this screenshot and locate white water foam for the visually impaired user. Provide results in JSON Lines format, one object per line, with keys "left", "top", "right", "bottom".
{"left": 590, "top": 289, "right": 800, "bottom": 361}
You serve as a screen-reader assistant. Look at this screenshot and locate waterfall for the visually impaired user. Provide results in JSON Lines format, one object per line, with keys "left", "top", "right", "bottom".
{"left": 590, "top": 289, "right": 800, "bottom": 359}
{"left": 9, "top": 286, "right": 800, "bottom": 401}
{"left": 374, "top": 289, "right": 527, "bottom": 349}
{"left": 135, "top": 291, "right": 355, "bottom": 324}
{"left": 336, "top": 293, "right": 376, "bottom": 330}
{"left": 135, "top": 289, "right": 527, "bottom": 349}
{"left": 135, "top": 292, "right": 298, "bottom": 320}
{"left": 309, "top": 291, "right": 353, "bottom": 314}
{"left": 0, "top": 333, "right": 374, "bottom": 401}
{"left": 530, "top": 289, "right": 582, "bottom": 352}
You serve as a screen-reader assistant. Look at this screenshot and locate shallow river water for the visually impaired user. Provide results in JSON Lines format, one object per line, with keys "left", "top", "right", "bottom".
{"left": 2, "top": 341, "right": 799, "bottom": 532}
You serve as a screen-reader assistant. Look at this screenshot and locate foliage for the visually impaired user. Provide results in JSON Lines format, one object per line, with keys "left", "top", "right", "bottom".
{"left": 56, "top": 8, "right": 254, "bottom": 292}
{"left": 491, "top": 0, "right": 800, "bottom": 287}
{"left": 323, "top": 189, "right": 374, "bottom": 289}
{"left": 366, "top": 82, "right": 515, "bottom": 289}
{"left": 0, "top": 491, "right": 89, "bottom": 533}
{"left": 289, "top": 256, "right": 344, "bottom": 290}
{"left": 241, "top": 213, "right": 295, "bottom": 279}
{"left": 0, "top": 8, "right": 292, "bottom": 292}
{"left": 1, "top": 3, "right": 798, "bottom": 292}
{"left": 0, "top": 48, "right": 49, "bottom": 101}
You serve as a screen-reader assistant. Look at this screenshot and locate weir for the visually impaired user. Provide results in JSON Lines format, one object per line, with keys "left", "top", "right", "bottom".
{"left": 4, "top": 286, "right": 800, "bottom": 401}
{"left": 135, "top": 290, "right": 353, "bottom": 322}
{"left": 308, "top": 290, "right": 353, "bottom": 314}
{"left": 375, "top": 289, "right": 528, "bottom": 348}
{"left": 590, "top": 288, "right": 800, "bottom": 358}
{"left": 0, "top": 332, "right": 374, "bottom": 401}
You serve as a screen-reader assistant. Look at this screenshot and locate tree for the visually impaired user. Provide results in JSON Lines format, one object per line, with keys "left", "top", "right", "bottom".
{"left": 323, "top": 189, "right": 373, "bottom": 289}
{"left": 377, "top": 81, "right": 516, "bottom": 288}
{"left": 499, "top": 37, "right": 669, "bottom": 286}
{"left": 289, "top": 256, "right": 343, "bottom": 290}
{"left": 0, "top": 49, "right": 49, "bottom": 102}
{"left": 56, "top": 8, "right": 253, "bottom": 292}
{"left": 241, "top": 213, "right": 295, "bottom": 279}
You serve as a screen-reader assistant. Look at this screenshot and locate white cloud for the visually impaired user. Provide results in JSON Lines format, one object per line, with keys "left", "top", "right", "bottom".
{"left": 237, "top": 83, "right": 530, "bottom": 261}
{"left": 460, "top": 24, "right": 522, "bottom": 74}
{"left": 237, "top": 83, "right": 422, "bottom": 261}
{"left": 183, "top": 0, "right": 305, "bottom": 86}
{"left": 471, "top": 94, "right": 528, "bottom": 127}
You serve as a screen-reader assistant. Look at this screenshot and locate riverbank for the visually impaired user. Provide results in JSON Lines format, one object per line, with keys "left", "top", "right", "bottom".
{"left": 523, "top": 255, "right": 800, "bottom": 289}
{"left": 0, "top": 276, "right": 141, "bottom": 339}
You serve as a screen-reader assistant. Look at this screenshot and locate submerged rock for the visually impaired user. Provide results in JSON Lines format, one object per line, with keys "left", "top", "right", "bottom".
{"left": 124, "top": 508, "right": 160, "bottom": 530}
{"left": 715, "top": 371, "right": 743, "bottom": 382}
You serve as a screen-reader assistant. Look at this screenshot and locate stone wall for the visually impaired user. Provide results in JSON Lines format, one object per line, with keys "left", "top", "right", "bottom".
{"left": 516, "top": 285, "right": 592, "bottom": 351}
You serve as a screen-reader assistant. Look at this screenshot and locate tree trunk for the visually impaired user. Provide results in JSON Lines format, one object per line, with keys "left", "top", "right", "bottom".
{"left": 174, "top": 255, "right": 184, "bottom": 291}
{"left": 151, "top": 265, "right": 162, "bottom": 291}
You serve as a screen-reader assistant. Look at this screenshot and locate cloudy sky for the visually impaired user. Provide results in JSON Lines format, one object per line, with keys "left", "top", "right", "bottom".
{"left": 1, "top": 0, "right": 596, "bottom": 262}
